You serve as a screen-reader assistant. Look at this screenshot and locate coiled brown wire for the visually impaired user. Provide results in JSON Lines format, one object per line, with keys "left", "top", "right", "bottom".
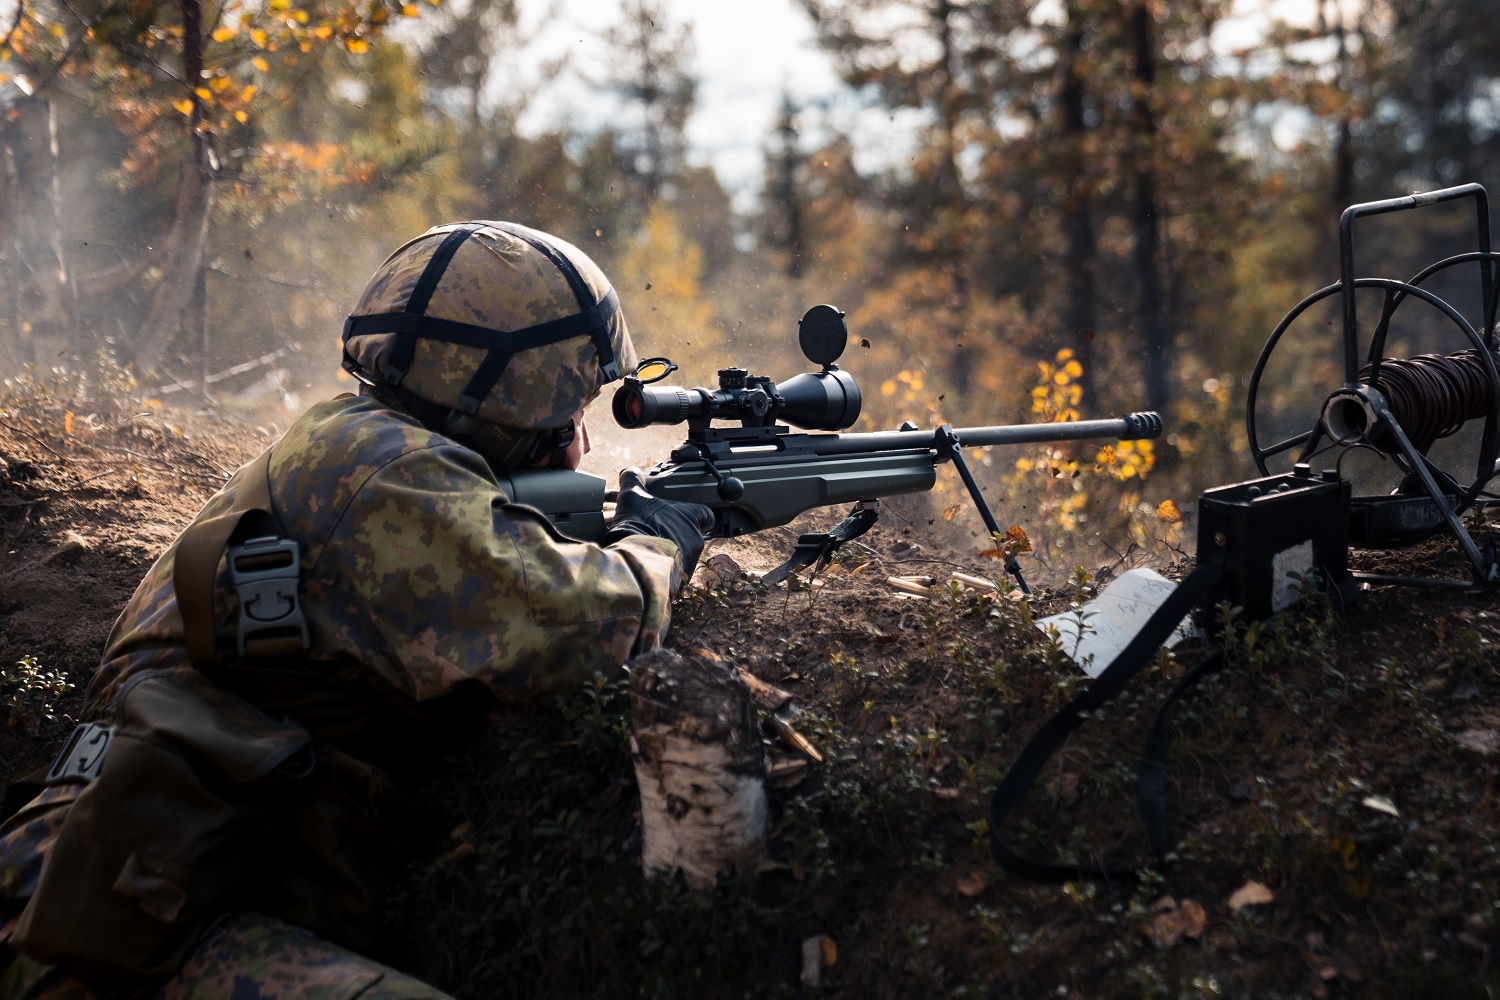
{"left": 1359, "top": 349, "right": 1496, "bottom": 452}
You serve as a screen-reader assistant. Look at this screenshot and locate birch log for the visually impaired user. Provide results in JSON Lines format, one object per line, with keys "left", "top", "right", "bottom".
{"left": 630, "top": 648, "right": 767, "bottom": 889}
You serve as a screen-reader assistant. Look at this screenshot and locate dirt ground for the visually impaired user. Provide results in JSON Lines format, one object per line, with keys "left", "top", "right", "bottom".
{"left": 4, "top": 372, "right": 1500, "bottom": 999}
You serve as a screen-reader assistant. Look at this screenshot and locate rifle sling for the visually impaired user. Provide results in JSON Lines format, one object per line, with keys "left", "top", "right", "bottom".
{"left": 988, "top": 562, "right": 1225, "bottom": 882}
{"left": 174, "top": 447, "right": 282, "bottom": 671}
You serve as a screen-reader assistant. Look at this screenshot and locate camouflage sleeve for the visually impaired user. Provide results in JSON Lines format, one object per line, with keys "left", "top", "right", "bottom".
{"left": 339, "top": 444, "right": 680, "bottom": 702}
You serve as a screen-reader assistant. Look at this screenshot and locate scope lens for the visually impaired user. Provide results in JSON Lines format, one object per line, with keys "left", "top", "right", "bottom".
{"left": 613, "top": 383, "right": 697, "bottom": 428}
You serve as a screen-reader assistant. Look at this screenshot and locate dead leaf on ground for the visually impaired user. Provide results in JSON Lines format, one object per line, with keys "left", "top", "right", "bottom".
{"left": 1145, "top": 897, "right": 1206, "bottom": 945}
{"left": 956, "top": 871, "right": 987, "bottom": 897}
{"left": 1228, "top": 879, "right": 1275, "bottom": 912}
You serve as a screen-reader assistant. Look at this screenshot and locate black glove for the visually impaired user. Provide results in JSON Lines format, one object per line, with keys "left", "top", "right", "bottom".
{"left": 603, "top": 469, "right": 716, "bottom": 580}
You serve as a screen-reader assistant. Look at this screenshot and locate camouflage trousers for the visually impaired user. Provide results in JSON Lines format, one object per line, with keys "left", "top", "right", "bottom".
{"left": 0, "top": 913, "right": 453, "bottom": 1000}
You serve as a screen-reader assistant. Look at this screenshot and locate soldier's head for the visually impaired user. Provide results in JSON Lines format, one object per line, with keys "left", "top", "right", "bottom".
{"left": 341, "top": 222, "right": 637, "bottom": 472}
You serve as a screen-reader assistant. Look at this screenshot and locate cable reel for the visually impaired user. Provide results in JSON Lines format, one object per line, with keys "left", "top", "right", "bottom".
{"left": 1245, "top": 183, "right": 1500, "bottom": 587}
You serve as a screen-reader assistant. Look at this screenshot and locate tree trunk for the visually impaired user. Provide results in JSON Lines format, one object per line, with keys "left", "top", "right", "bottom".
{"left": 1061, "top": 2, "right": 1098, "bottom": 405}
{"left": 629, "top": 648, "right": 767, "bottom": 889}
{"left": 127, "top": 0, "right": 213, "bottom": 378}
{"left": 1130, "top": 3, "right": 1171, "bottom": 414}
{"left": 1, "top": 97, "right": 76, "bottom": 364}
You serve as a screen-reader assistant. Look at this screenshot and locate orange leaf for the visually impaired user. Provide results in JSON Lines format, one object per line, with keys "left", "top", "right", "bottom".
{"left": 1156, "top": 499, "right": 1182, "bottom": 524}
{"left": 345, "top": 36, "right": 368, "bottom": 53}
{"left": 942, "top": 504, "right": 964, "bottom": 523}
{"left": 64, "top": 410, "right": 74, "bottom": 434}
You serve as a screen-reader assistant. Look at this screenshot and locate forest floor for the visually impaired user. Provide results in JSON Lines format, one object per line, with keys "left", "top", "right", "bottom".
{"left": 3, "top": 370, "right": 1499, "bottom": 1000}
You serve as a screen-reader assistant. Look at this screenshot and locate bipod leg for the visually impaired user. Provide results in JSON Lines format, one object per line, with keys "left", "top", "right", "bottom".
{"left": 936, "top": 425, "right": 1030, "bottom": 594}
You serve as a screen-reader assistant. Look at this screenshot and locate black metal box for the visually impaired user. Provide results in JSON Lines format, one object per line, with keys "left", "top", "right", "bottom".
{"left": 1196, "top": 470, "right": 1352, "bottom": 621}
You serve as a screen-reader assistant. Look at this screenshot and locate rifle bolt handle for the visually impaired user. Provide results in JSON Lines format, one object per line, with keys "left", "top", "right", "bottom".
{"left": 718, "top": 476, "right": 745, "bottom": 502}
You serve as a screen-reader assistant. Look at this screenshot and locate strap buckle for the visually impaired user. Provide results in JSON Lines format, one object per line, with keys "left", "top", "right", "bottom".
{"left": 45, "top": 721, "right": 115, "bottom": 785}
{"left": 227, "top": 536, "right": 310, "bottom": 657}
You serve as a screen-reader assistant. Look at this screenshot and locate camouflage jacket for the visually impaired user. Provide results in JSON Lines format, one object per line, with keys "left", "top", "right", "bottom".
{"left": 88, "top": 393, "right": 683, "bottom": 713}
{"left": 1, "top": 395, "right": 682, "bottom": 947}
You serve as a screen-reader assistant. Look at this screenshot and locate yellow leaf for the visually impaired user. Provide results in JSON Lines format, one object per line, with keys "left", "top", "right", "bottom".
{"left": 172, "top": 98, "right": 194, "bottom": 115}
{"left": 1052, "top": 370, "right": 1068, "bottom": 386}
{"left": 209, "top": 75, "right": 230, "bottom": 92}
{"left": 313, "top": 24, "right": 333, "bottom": 39}
{"left": 1156, "top": 499, "right": 1182, "bottom": 524}
{"left": 425, "top": 0, "right": 440, "bottom": 8}
{"left": 241, "top": 84, "right": 257, "bottom": 99}
{"left": 293, "top": 9, "right": 309, "bottom": 22}
{"left": 64, "top": 410, "right": 74, "bottom": 434}
{"left": 268, "top": 0, "right": 289, "bottom": 10}
{"left": 194, "top": 86, "right": 211, "bottom": 100}
{"left": 345, "top": 36, "right": 368, "bottom": 53}
{"left": 210, "top": 26, "right": 236, "bottom": 41}
{"left": 1097, "top": 445, "right": 1117, "bottom": 466}
{"left": 251, "top": 55, "right": 269, "bottom": 72}
{"left": 941, "top": 504, "right": 964, "bottom": 523}
{"left": 250, "top": 28, "right": 268, "bottom": 47}
{"left": 880, "top": 379, "right": 896, "bottom": 396}
{"left": 1055, "top": 348, "right": 1075, "bottom": 362}
{"left": 234, "top": 109, "right": 248, "bottom": 123}
{"left": 299, "top": 40, "right": 311, "bottom": 51}
{"left": 401, "top": 3, "right": 418, "bottom": 13}
{"left": 1064, "top": 359, "right": 1082, "bottom": 378}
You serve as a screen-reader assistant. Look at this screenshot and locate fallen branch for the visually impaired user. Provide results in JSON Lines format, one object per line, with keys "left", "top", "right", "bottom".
{"left": 149, "top": 345, "right": 292, "bottom": 395}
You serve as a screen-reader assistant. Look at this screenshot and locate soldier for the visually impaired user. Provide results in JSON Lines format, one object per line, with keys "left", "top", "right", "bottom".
{"left": 0, "top": 222, "right": 715, "bottom": 998}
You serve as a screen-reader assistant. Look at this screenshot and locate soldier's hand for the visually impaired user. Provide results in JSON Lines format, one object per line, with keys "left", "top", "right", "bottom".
{"left": 604, "top": 469, "right": 716, "bottom": 579}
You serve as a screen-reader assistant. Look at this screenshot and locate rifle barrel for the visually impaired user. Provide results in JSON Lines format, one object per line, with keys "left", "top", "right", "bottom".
{"left": 809, "top": 411, "right": 1162, "bottom": 456}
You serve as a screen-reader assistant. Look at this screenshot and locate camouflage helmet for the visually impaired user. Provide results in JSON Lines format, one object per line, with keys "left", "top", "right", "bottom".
{"left": 342, "top": 221, "right": 637, "bottom": 469}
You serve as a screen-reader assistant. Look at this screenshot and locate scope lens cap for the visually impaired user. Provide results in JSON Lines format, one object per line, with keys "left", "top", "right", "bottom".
{"left": 798, "top": 304, "right": 847, "bottom": 367}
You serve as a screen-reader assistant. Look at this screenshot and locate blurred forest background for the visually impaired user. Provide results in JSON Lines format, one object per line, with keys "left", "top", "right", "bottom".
{"left": 2, "top": 0, "right": 1498, "bottom": 554}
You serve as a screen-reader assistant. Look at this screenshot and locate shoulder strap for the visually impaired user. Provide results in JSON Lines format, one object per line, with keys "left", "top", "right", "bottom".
{"left": 173, "top": 447, "right": 280, "bottom": 671}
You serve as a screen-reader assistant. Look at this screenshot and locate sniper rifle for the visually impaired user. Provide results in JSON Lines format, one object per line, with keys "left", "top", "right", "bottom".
{"left": 498, "top": 305, "right": 1163, "bottom": 592}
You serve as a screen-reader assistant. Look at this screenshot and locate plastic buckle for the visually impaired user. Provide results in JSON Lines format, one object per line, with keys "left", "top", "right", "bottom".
{"left": 228, "top": 535, "right": 310, "bottom": 657}
{"left": 46, "top": 721, "right": 114, "bottom": 784}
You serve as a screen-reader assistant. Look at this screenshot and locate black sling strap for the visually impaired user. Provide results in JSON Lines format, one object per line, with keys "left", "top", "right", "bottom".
{"left": 988, "top": 562, "right": 1226, "bottom": 881}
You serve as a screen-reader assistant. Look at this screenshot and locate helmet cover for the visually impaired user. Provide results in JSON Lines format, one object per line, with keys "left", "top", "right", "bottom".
{"left": 342, "top": 222, "right": 637, "bottom": 437}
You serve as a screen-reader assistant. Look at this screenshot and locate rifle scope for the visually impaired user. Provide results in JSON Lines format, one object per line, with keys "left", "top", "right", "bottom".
{"left": 614, "top": 304, "right": 863, "bottom": 431}
{"left": 613, "top": 366, "right": 862, "bottom": 431}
